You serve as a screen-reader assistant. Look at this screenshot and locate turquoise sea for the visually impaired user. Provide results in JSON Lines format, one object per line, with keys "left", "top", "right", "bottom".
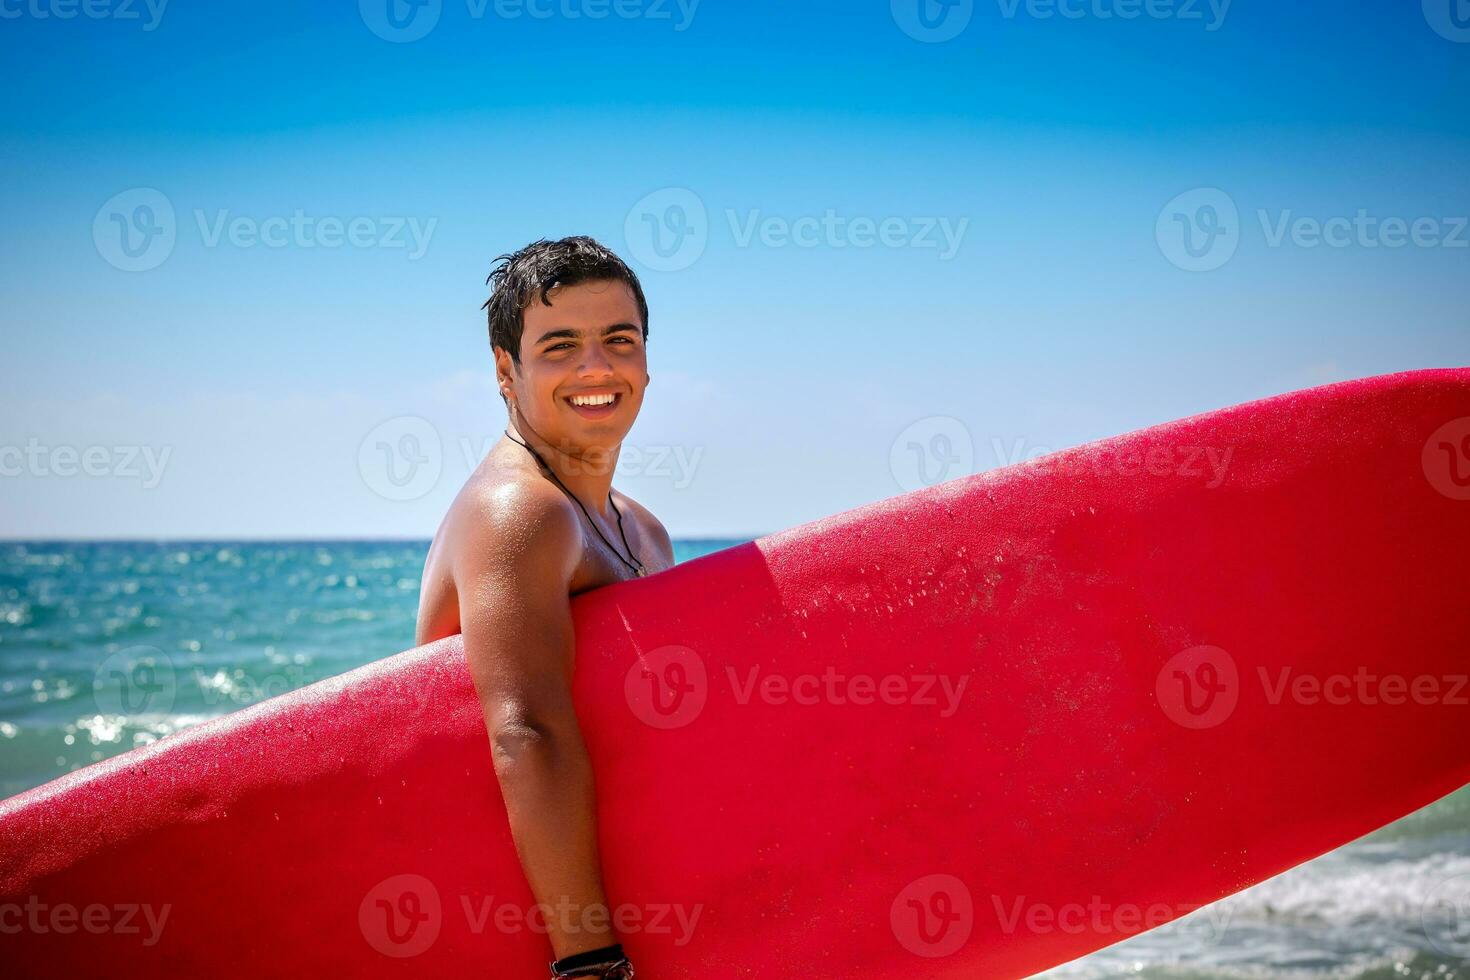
{"left": 0, "top": 540, "right": 1466, "bottom": 979}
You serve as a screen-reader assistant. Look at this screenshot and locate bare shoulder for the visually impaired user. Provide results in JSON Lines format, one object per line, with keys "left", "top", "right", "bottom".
{"left": 455, "top": 476, "right": 582, "bottom": 576}
{"left": 612, "top": 490, "right": 675, "bottom": 565}
{"left": 417, "top": 464, "right": 586, "bottom": 646}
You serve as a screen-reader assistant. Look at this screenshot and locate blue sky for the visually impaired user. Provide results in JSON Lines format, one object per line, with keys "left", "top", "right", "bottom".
{"left": 2, "top": 0, "right": 1467, "bottom": 538}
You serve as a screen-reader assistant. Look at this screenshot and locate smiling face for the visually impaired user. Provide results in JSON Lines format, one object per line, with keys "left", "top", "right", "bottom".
{"left": 495, "top": 278, "right": 648, "bottom": 458}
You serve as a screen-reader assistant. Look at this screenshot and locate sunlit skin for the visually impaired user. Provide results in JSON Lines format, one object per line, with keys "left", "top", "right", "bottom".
{"left": 414, "top": 276, "right": 673, "bottom": 966}
{"left": 417, "top": 277, "right": 674, "bottom": 642}
{"left": 495, "top": 277, "right": 650, "bottom": 527}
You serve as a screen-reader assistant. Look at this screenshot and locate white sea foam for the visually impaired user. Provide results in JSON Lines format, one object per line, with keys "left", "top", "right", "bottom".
{"left": 1040, "top": 842, "right": 1470, "bottom": 979}
{"left": 1214, "top": 848, "right": 1470, "bottom": 929}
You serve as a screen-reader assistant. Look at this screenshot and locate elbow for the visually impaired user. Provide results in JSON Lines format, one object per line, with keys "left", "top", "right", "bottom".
{"left": 486, "top": 701, "right": 566, "bottom": 765}
{"left": 490, "top": 718, "right": 552, "bottom": 762}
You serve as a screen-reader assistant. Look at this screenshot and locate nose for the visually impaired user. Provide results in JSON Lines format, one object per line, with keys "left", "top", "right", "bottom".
{"left": 577, "top": 342, "right": 615, "bottom": 378}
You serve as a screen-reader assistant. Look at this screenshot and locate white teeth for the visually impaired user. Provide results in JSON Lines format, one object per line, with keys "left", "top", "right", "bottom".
{"left": 570, "top": 393, "right": 617, "bottom": 407}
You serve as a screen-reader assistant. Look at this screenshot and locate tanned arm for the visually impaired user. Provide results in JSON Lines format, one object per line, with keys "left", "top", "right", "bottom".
{"left": 455, "top": 481, "right": 617, "bottom": 961}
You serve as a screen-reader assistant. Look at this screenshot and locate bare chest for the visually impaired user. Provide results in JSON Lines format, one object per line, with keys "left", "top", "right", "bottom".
{"left": 569, "top": 516, "right": 671, "bottom": 595}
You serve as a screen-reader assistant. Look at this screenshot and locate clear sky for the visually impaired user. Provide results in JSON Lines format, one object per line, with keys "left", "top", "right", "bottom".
{"left": 2, "top": 0, "right": 1467, "bottom": 539}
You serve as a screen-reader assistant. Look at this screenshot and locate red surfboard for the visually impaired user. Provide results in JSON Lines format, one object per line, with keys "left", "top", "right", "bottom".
{"left": 2, "top": 368, "right": 1468, "bottom": 978}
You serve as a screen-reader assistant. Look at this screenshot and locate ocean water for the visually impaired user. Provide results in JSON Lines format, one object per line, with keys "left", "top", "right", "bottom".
{"left": 0, "top": 540, "right": 1466, "bottom": 979}
{"left": 0, "top": 539, "right": 739, "bottom": 798}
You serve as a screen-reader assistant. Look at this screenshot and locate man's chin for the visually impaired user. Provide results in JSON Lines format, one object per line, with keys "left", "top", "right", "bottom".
{"left": 540, "top": 426, "right": 628, "bottom": 460}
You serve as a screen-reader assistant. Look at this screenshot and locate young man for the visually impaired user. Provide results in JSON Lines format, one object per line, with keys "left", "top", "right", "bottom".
{"left": 415, "top": 237, "right": 675, "bottom": 979}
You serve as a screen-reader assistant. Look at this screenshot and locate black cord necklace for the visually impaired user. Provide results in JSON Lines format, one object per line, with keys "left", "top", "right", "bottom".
{"left": 504, "top": 428, "right": 648, "bottom": 579}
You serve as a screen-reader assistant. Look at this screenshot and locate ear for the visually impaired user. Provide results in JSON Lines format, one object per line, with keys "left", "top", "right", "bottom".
{"left": 492, "top": 346, "right": 517, "bottom": 399}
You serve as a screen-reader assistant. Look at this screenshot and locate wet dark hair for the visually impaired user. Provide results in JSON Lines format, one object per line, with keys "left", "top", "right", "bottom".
{"left": 483, "top": 236, "right": 649, "bottom": 370}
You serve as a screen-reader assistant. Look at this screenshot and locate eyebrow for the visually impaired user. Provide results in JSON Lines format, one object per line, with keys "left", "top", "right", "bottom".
{"left": 532, "top": 322, "right": 641, "bottom": 345}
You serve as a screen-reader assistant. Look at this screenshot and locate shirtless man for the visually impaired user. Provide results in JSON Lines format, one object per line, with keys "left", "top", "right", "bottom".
{"left": 415, "top": 237, "right": 675, "bottom": 979}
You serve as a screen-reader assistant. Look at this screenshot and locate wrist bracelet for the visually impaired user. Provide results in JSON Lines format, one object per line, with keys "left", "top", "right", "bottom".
{"left": 549, "top": 942, "right": 634, "bottom": 978}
